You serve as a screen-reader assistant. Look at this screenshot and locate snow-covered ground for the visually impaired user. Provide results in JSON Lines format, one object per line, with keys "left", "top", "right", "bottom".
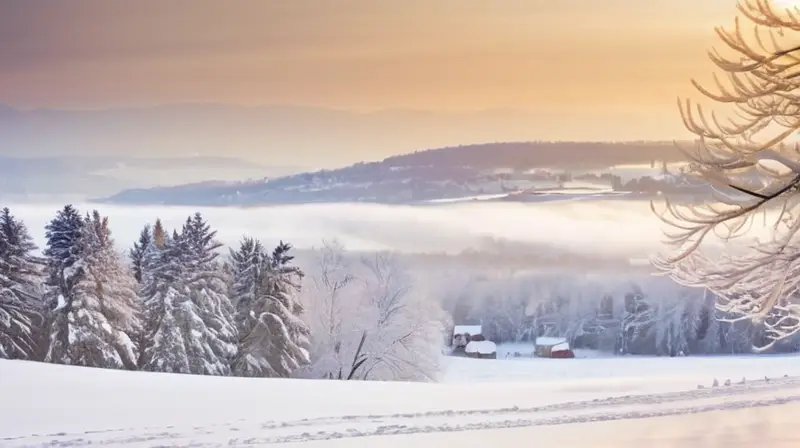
{"left": 294, "top": 403, "right": 800, "bottom": 448}
{"left": 3, "top": 354, "right": 800, "bottom": 447}
{"left": 426, "top": 193, "right": 512, "bottom": 203}
{"left": 422, "top": 181, "right": 627, "bottom": 205}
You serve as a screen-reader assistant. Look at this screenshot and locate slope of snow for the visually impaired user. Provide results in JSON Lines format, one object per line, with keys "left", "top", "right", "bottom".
{"left": 300, "top": 403, "right": 800, "bottom": 448}
{"left": 2, "top": 354, "right": 800, "bottom": 447}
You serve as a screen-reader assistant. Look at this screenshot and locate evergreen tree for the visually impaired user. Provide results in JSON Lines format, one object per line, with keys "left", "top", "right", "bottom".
{"left": 139, "top": 230, "right": 193, "bottom": 372}
{"left": 152, "top": 219, "right": 166, "bottom": 249}
{"left": 181, "top": 213, "right": 221, "bottom": 268}
{"left": 44, "top": 208, "right": 141, "bottom": 369}
{"left": 42, "top": 204, "right": 84, "bottom": 363}
{"left": 129, "top": 224, "right": 152, "bottom": 283}
{"left": 0, "top": 207, "right": 45, "bottom": 359}
{"left": 79, "top": 211, "right": 142, "bottom": 367}
{"left": 140, "top": 213, "right": 236, "bottom": 375}
{"left": 228, "top": 236, "right": 264, "bottom": 310}
{"left": 182, "top": 213, "right": 237, "bottom": 374}
{"left": 231, "top": 238, "right": 310, "bottom": 377}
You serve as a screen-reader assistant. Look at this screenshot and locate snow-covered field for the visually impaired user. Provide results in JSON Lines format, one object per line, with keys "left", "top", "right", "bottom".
{"left": 422, "top": 182, "right": 627, "bottom": 205}
{"left": 3, "top": 354, "right": 800, "bottom": 447}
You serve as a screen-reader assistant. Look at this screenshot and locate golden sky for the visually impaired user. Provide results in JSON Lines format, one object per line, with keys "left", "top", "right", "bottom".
{"left": 0, "top": 0, "right": 736, "bottom": 114}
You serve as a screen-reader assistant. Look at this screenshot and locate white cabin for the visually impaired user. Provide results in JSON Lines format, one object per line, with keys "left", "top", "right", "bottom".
{"left": 465, "top": 340, "right": 498, "bottom": 356}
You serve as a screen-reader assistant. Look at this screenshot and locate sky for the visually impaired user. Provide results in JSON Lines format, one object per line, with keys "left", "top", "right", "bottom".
{"left": 0, "top": 0, "right": 750, "bottom": 162}
{"left": 1, "top": 0, "right": 735, "bottom": 112}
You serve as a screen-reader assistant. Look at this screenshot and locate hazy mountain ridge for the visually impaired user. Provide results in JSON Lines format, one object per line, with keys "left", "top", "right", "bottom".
{"left": 0, "top": 155, "right": 281, "bottom": 200}
{"left": 0, "top": 102, "right": 689, "bottom": 167}
{"left": 101, "top": 141, "right": 698, "bottom": 206}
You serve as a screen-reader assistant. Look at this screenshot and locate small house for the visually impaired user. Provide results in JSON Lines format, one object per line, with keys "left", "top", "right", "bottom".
{"left": 465, "top": 337, "right": 497, "bottom": 359}
{"left": 451, "top": 325, "right": 483, "bottom": 349}
{"left": 451, "top": 324, "right": 497, "bottom": 359}
{"left": 534, "top": 336, "right": 574, "bottom": 359}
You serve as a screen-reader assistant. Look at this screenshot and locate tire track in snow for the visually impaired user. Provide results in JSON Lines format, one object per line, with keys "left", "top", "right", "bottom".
{"left": 253, "top": 375, "right": 800, "bottom": 431}
{"left": 246, "top": 394, "right": 800, "bottom": 445}
{"left": 8, "top": 376, "right": 800, "bottom": 447}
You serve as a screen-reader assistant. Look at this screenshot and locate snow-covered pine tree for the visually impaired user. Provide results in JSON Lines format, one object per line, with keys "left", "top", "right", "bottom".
{"left": 228, "top": 236, "right": 264, "bottom": 311}
{"left": 44, "top": 208, "right": 142, "bottom": 369}
{"left": 139, "top": 229, "right": 193, "bottom": 372}
{"left": 228, "top": 236, "right": 265, "bottom": 375}
{"left": 129, "top": 224, "right": 152, "bottom": 284}
{"left": 140, "top": 213, "right": 237, "bottom": 375}
{"left": 0, "top": 207, "right": 45, "bottom": 360}
{"left": 181, "top": 213, "right": 237, "bottom": 374}
{"left": 80, "top": 211, "right": 142, "bottom": 367}
{"left": 230, "top": 238, "right": 311, "bottom": 377}
{"left": 42, "top": 204, "right": 85, "bottom": 363}
{"left": 266, "top": 241, "right": 311, "bottom": 374}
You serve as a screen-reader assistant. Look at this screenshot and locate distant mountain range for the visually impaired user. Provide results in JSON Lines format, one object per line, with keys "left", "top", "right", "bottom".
{"left": 0, "top": 103, "right": 689, "bottom": 168}
{"left": 0, "top": 155, "right": 302, "bottom": 202}
{"left": 100, "top": 141, "right": 696, "bottom": 206}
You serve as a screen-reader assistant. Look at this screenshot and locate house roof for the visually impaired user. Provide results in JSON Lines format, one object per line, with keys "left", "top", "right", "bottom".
{"left": 465, "top": 340, "right": 497, "bottom": 355}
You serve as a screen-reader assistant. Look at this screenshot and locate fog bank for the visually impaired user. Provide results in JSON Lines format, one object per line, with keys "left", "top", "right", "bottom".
{"left": 4, "top": 200, "right": 673, "bottom": 258}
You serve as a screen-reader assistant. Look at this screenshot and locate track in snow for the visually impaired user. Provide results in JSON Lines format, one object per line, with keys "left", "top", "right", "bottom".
{"left": 6, "top": 376, "right": 800, "bottom": 447}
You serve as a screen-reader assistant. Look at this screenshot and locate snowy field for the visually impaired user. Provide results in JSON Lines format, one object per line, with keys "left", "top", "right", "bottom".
{"left": 3, "top": 354, "right": 800, "bottom": 447}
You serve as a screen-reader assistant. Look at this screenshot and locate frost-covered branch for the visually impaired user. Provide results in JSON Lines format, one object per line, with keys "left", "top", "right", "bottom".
{"left": 655, "top": 0, "right": 800, "bottom": 259}
{"left": 299, "top": 243, "right": 444, "bottom": 381}
{"left": 652, "top": 0, "right": 800, "bottom": 347}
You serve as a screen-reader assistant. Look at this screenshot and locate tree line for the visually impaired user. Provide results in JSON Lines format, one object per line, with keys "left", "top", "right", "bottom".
{"left": 6, "top": 203, "right": 792, "bottom": 382}
{"left": 437, "top": 270, "right": 797, "bottom": 355}
{"left": 0, "top": 205, "right": 311, "bottom": 378}
{"left": 0, "top": 206, "right": 446, "bottom": 382}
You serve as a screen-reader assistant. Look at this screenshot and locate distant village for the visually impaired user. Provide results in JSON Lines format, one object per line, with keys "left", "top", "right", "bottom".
{"left": 449, "top": 323, "right": 575, "bottom": 360}
{"left": 481, "top": 159, "right": 702, "bottom": 200}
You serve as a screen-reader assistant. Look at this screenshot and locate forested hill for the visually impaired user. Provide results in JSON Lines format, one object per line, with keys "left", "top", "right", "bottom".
{"left": 102, "top": 141, "right": 690, "bottom": 206}
{"left": 382, "top": 141, "right": 686, "bottom": 170}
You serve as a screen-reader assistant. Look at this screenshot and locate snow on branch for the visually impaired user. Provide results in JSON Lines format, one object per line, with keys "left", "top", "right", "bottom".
{"left": 298, "top": 241, "right": 444, "bottom": 382}
{"left": 653, "top": 0, "right": 800, "bottom": 346}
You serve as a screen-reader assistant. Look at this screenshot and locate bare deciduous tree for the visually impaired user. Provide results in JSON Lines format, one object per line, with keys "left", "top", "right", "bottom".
{"left": 299, "top": 239, "right": 358, "bottom": 379}
{"left": 652, "top": 0, "right": 800, "bottom": 349}
{"left": 357, "top": 252, "right": 444, "bottom": 381}
{"left": 299, "top": 241, "right": 444, "bottom": 381}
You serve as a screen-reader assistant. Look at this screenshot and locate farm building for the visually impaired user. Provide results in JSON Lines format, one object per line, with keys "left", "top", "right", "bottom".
{"left": 465, "top": 339, "right": 497, "bottom": 359}
{"left": 451, "top": 325, "right": 497, "bottom": 359}
{"left": 534, "top": 336, "right": 575, "bottom": 358}
{"left": 452, "top": 325, "right": 483, "bottom": 349}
